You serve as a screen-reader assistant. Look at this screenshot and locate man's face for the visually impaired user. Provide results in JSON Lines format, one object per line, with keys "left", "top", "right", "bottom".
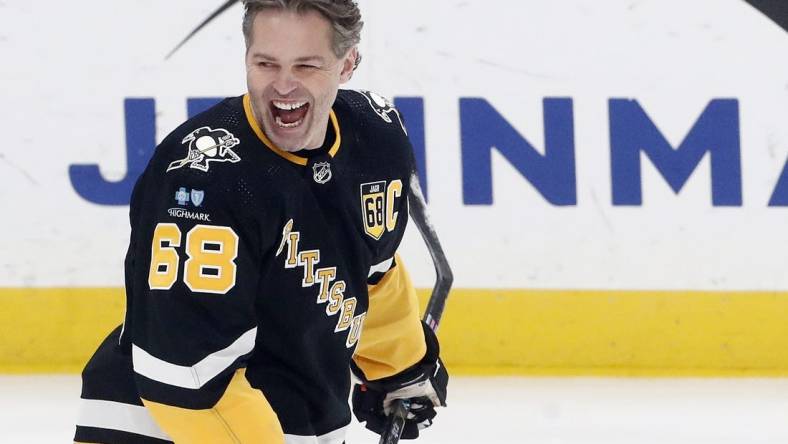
{"left": 245, "top": 9, "right": 356, "bottom": 152}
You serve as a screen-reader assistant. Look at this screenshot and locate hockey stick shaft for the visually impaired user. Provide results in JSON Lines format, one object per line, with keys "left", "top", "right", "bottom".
{"left": 165, "top": 0, "right": 239, "bottom": 60}
{"left": 407, "top": 172, "right": 453, "bottom": 331}
{"left": 378, "top": 172, "right": 453, "bottom": 444}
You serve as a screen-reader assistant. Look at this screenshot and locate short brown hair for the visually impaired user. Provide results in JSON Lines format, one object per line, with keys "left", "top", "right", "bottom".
{"left": 242, "top": 0, "right": 363, "bottom": 69}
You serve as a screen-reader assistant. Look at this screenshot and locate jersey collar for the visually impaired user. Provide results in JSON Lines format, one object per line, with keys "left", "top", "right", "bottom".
{"left": 243, "top": 94, "right": 341, "bottom": 166}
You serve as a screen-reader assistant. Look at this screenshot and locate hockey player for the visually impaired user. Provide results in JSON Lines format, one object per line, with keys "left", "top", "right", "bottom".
{"left": 74, "top": 0, "right": 448, "bottom": 443}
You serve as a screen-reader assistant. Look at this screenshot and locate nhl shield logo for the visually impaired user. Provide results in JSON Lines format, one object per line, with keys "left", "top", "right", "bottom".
{"left": 360, "top": 181, "right": 386, "bottom": 240}
{"left": 190, "top": 189, "right": 205, "bottom": 207}
{"left": 313, "top": 161, "right": 332, "bottom": 184}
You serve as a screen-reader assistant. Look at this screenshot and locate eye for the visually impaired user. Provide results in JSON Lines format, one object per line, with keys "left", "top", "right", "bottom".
{"left": 297, "top": 64, "right": 319, "bottom": 70}
{"left": 257, "top": 61, "right": 276, "bottom": 68}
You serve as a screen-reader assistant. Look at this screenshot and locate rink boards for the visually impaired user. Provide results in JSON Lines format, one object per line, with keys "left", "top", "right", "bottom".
{"left": 3, "top": 1, "right": 788, "bottom": 374}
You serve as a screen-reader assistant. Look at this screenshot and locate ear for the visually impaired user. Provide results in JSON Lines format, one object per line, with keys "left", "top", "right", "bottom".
{"left": 339, "top": 47, "right": 358, "bottom": 84}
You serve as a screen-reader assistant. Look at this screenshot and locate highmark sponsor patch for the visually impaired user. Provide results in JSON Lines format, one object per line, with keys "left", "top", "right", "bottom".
{"left": 167, "top": 208, "right": 211, "bottom": 222}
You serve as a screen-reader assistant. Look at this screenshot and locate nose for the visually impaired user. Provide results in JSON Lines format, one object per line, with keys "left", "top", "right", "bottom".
{"left": 273, "top": 68, "right": 298, "bottom": 96}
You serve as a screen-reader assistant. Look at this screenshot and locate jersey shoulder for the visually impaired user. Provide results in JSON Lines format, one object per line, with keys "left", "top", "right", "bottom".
{"left": 334, "top": 89, "right": 414, "bottom": 170}
{"left": 131, "top": 96, "right": 283, "bottom": 235}
{"left": 148, "top": 96, "right": 247, "bottom": 177}
{"left": 335, "top": 89, "right": 409, "bottom": 138}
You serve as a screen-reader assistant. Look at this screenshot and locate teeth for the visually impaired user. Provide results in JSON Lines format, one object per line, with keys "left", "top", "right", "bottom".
{"left": 275, "top": 116, "right": 303, "bottom": 128}
{"left": 273, "top": 101, "right": 307, "bottom": 110}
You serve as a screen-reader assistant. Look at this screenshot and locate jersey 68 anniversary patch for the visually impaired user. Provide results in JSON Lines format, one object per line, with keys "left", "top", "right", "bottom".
{"left": 360, "top": 180, "right": 403, "bottom": 240}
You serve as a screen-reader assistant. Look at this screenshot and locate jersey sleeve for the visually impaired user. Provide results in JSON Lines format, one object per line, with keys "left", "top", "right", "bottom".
{"left": 125, "top": 136, "right": 284, "bottom": 443}
{"left": 353, "top": 254, "right": 427, "bottom": 380}
{"left": 352, "top": 99, "right": 428, "bottom": 380}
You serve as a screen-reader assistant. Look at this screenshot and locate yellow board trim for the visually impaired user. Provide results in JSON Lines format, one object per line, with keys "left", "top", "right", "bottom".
{"left": 3, "top": 288, "right": 788, "bottom": 376}
{"left": 0, "top": 288, "right": 125, "bottom": 373}
{"left": 242, "top": 94, "right": 341, "bottom": 166}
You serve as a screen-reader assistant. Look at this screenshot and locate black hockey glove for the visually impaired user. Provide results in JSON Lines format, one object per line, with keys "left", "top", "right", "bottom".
{"left": 351, "top": 321, "right": 448, "bottom": 439}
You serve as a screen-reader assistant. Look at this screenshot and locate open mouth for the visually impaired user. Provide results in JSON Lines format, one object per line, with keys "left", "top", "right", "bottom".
{"left": 270, "top": 100, "right": 310, "bottom": 129}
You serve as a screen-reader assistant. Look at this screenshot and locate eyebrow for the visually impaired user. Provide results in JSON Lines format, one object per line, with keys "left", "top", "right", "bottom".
{"left": 250, "top": 53, "right": 327, "bottom": 63}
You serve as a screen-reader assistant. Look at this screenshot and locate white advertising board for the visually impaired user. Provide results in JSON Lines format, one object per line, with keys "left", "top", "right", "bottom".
{"left": 2, "top": 0, "right": 788, "bottom": 290}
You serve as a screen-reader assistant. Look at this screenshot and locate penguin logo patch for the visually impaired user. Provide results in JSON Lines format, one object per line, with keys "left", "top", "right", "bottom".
{"left": 313, "top": 161, "right": 332, "bottom": 184}
{"left": 167, "top": 126, "right": 241, "bottom": 172}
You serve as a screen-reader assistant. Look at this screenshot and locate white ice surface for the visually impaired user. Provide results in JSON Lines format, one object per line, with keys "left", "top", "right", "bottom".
{"left": 3, "top": 375, "right": 788, "bottom": 443}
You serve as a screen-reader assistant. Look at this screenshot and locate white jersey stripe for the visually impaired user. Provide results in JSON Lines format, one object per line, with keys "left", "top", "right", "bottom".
{"left": 368, "top": 256, "right": 394, "bottom": 278}
{"left": 132, "top": 327, "right": 257, "bottom": 389}
{"left": 76, "top": 398, "right": 172, "bottom": 441}
{"left": 285, "top": 424, "right": 349, "bottom": 444}
{"left": 77, "top": 398, "right": 348, "bottom": 444}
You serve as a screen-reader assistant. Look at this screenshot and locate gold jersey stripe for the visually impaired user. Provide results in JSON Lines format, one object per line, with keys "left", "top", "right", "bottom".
{"left": 142, "top": 368, "right": 284, "bottom": 444}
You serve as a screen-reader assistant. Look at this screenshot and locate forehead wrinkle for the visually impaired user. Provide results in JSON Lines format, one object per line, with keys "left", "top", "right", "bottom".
{"left": 295, "top": 55, "right": 327, "bottom": 63}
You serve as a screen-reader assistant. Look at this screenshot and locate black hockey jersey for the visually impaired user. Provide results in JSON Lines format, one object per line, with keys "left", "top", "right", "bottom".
{"left": 74, "top": 90, "right": 427, "bottom": 444}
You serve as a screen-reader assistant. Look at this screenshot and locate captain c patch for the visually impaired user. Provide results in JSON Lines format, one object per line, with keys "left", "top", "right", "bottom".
{"left": 360, "top": 180, "right": 403, "bottom": 240}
